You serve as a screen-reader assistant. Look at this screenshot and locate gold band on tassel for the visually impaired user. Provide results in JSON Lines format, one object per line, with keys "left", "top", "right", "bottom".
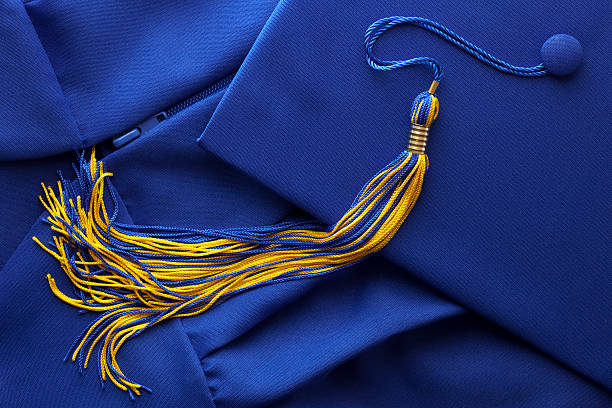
{"left": 408, "top": 124, "right": 429, "bottom": 154}
{"left": 428, "top": 80, "right": 439, "bottom": 95}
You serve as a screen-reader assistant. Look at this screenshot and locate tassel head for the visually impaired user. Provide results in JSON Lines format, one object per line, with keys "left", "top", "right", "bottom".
{"left": 410, "top": 89, "right": 439, "bottom": 127}
{"left": 408, "top": 85, "right": 439, "bottom": 154}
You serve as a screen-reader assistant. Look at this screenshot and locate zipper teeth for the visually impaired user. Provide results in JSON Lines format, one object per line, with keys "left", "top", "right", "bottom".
{"left": 165, "top": 73, "right": 235, "bottom": 117}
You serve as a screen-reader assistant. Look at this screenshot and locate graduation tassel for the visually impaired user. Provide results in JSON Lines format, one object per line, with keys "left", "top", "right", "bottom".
{"left": 33, "top": 15, "right": 580, "bottom": 396}
{"left": 33, "top": 145, "right": 429, "bottom": 396}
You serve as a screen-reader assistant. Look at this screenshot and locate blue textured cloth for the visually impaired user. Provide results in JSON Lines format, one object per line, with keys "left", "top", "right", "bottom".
{"left": 1, "top": 0, "right": 610, "bottom": 407}
{"left": 201, "top": 0, "right": 611, "bottom": 391}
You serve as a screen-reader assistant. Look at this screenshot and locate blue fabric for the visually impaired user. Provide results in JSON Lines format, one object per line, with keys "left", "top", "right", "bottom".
{"left": 23, "top": 0, "right": 278, "bottom": 154}
{"left": 201, "top": 0, "right": 611, "bottom": 391}
{"left": 1, "top": 0, "right": 610, "bottom": 407}
{"left": 0, "top": 0, "right": 80, "bottom": 160}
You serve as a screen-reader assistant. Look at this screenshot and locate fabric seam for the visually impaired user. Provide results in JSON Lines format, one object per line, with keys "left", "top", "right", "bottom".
{"left": 22, "top": 1, "right": 85, "bottom": 147}
{"left": 179, "top": 318, "right": 218, "bottom": 408}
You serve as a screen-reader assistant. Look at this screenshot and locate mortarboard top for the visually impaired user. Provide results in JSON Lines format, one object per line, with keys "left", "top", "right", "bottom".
{"left": 200, "top": 0, "right": 611, "bottom": 389}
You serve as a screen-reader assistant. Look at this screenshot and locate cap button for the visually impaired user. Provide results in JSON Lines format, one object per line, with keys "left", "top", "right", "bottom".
{"left": 540, "top": 34, "right": 583, "bottom": 76}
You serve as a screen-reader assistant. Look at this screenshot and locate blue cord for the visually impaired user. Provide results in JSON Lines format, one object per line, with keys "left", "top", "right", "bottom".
{"left": 365, "top": 16, "right": 548, "bottom": 81}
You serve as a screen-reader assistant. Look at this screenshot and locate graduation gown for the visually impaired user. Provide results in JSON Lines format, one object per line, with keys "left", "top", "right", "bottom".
{"left": 1, "top": 0, "right": 610, "bottom": 406}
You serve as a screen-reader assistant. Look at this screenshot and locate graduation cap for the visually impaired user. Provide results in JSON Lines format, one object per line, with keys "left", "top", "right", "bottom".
{"left": 32, "top": 16, "right": 582, "bottom": 397}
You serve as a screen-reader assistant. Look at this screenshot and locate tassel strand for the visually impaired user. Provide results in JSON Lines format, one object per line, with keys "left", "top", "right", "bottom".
{"left": 34, "top": 147, "right": 428, "bottom": 395}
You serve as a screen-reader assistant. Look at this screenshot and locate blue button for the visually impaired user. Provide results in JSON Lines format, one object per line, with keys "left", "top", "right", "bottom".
{"left": 541, "top": 34, "right": 583, "bottom": 76}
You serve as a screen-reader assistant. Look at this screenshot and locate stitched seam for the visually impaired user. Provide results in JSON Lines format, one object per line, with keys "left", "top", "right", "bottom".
{"left": 179, "top": 318, "right": 218, "bottom": 408}
{"left": 22, "top": 1, "right": 85, "bottom": 147}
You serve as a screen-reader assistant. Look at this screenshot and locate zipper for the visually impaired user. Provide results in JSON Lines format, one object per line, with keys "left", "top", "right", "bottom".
{"left": 112, "top": 73, "right": 235, "bottom": 148}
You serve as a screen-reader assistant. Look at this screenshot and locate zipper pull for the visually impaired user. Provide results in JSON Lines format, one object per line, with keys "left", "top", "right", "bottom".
{"left": 112, "top": 111, "right": 167, "bottom": 148}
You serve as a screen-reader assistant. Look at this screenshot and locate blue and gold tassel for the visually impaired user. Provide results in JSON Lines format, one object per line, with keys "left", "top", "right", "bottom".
{"left": 33, "top": 15, "right": 579, "bottom": 397}
{"left": 33, "top": 142, "right": 431, "bottom": 397}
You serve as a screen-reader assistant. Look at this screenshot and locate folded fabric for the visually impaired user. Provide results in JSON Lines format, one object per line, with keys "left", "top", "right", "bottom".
{"left": 201, "top": 0, "right": 612, "bottom": 390}
{"left": 1, "top": 0, "right": 610, "bottom": 406}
